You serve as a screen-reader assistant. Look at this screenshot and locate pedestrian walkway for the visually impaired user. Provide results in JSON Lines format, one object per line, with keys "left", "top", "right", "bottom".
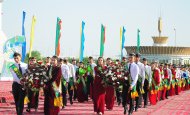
{"left": 0, "top": 81, "right": 190, "bottom": 115}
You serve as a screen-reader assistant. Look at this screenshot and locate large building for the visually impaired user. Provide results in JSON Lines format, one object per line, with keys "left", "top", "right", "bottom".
{"left": 125, "top": 17, "right": 190, "bottom": 65}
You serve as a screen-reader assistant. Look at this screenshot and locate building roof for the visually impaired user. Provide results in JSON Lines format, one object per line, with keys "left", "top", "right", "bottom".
{"left": 125, "top": 46, "right": 190, "bottom": 55}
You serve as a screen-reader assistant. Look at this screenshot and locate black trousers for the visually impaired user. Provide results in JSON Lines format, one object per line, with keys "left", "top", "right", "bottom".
{"left": 143, "top": 79, "right": 149, "bottom": 106}
{"left": 129, "top": 90, "right": 135, "bottom": 113}
{"left": 122, "top": 81, "right": 129, "bottom": 109}
{"left": 68, "top": 83, "right": 73, "bottom": 103}
{"left": 27, "top": 89, "right": 39, "bottom": 109}
{"left": 116, "top": 88, "right": 122, "bottom": 104}
{"left": 62, "top": 83, "right": 67, "bottom": 106}
{"left": 12, "top": 82, "right": 25, "bottom": 115}
{"left": 135, "top": 80, "right": 142, "bottom": 109}
{"left": 87, "top": 75, "right": 94, "bottom": 99}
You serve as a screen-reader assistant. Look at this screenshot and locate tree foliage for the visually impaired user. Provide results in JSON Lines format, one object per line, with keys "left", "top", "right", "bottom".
{"left": 24, "top": 51, "right": 42, "bottom": 63}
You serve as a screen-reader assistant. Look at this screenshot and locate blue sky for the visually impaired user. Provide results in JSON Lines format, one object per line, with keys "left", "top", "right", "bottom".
{"left": 2, "top": 0, "right": 190, "bottom": 58}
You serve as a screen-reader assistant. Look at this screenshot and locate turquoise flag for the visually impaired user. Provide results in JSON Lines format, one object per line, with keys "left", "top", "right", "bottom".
{"left": 79, "top": 21, "right": 85, "bottom": 61}
{"left": 136, "top": 29, "right": 140, "bottom": 53}
{"left": 121, "top": 26, "right": 126, "bottom": 59}
{"left": 100, "top": 24, "right": 105, "bottom": 57}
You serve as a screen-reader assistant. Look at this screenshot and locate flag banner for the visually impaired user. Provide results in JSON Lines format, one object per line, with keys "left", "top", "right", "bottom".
{"left": 22, "top": 11, "right": 26, "bottom": 61}
{"left": 22, "top": 11, "right": 26, "bottom": 36}
{"left": 100, "top": 24, "right": 105, "bottom": 57}
{"left": 29, "top": 16, "right": 37, "bottom": 57}
{"left": 137, "top": 29, "right": 140, "bottom": 53}
{"left": 55, "top": 17, "right": 62, "bottom": 56}
{"left": 79, "top": 21, "right": 85, "bottom": 62}
{"left": 120, "top": 26, "right": 126, "bottom": 59}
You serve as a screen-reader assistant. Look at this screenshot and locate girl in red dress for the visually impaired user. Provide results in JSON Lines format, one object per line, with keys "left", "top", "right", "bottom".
{"left": 93, "top": 57, "right": 107, "bottom": 115}
{"left": 149, "top": 62, "right": 160, "bottom": 105}
{"left": 105, "top": 59, "right": 115, "bottom": 110}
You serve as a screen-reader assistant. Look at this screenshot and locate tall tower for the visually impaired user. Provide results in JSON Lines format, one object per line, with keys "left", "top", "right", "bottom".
{"left": 0, "top": 0, "right": 7, "bottom": 74}
{"left": 152, "top": 17, "right": 168, "bottom": 46}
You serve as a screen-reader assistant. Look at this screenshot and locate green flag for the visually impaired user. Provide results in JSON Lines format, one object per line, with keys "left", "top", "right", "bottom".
{"left": 55, "top": 17, "right": 62, "bottom": 56}
{"left": 100, "top": 24, "right": 105, "bottom": 57}
{"left": 136, "top": 29, "right": 140, "bottom": 53}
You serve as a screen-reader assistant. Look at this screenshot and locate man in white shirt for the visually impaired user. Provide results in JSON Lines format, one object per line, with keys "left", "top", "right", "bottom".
{"left": 60, "top": 58, "right": 69, "bottom": 107}
{"left": 10, "top": 52, "right": 27, "bottom": 115}
{"left": 64, "top": 58, "right": 76, "bottom": 105}
{"left": 135, "top": 53, "right": 145, "bottom": 111}
{"left": 72, "top": 59, "right": 78, "bottom": 101}
{"left": 142, "top": 58, "right": 152, "bottom": 108}
{"left": 123, "top": 53, "right": 139, "bottom": 115}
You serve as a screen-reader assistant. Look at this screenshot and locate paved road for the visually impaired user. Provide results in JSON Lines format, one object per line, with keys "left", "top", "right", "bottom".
{"left": 0, "top": 81, "right": 190, "bottom": 115}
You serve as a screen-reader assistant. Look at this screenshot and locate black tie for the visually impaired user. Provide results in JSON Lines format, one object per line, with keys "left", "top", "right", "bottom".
{"left": 129, "top": 64, "right": 131, "bottom": 74}
{"left": 18, "top": 64, "right": 22, "bottom": 74}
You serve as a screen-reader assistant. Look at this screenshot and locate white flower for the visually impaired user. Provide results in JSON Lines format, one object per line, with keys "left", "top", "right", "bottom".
{"left": 108, "top": 70, "right": 112, "bottom": 74}
{"left": 117, "top": 69, "right": 119, "bottom": 72}
{"left": 124, "top": 77, "right": 128, "bottom": 80}
{"left": 35, "top": 77, "right": 39, "bottom": 80}
{"left": 30, "top": 74, "right": 33, "bottom": 77}
{"left": 43, "top": 72, "right": 46, "bottom": 75}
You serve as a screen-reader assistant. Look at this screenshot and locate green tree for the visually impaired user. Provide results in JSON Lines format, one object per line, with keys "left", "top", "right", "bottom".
{"left": 24, "top": 50, "right": 42, "bottom": 63}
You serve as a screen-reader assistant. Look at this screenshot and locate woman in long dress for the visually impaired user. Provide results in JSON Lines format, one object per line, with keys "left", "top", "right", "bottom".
{"left": 44, "top": 56, "right": 62, "bottom": 115}
{"left": 76, "top": 62, "right": 88, "bottom": 102}
{"left": 93, "top": 57, "right": 107, "bottom": 115}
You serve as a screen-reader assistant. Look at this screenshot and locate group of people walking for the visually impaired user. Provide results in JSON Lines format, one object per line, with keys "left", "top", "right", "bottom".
{"left": 10, "top": 52, "right": 190, "bottom": 115}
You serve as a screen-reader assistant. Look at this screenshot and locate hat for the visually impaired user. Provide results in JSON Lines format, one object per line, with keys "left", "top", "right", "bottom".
{"left": 135, "top": 53, "right": 141, "bottom": 57}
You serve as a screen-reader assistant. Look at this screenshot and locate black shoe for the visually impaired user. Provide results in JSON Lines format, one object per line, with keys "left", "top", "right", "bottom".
{"left": 70, "top": 101, "right": 73, "bottom": 105}
{"left": 118, "top": 101, "right": 121, "bottom": 106}
{"left": 128, "top": 112, "right": 132, "bottom": 115}
{"left": 135, "top": 107, "right": 138, "bottom": 112}
{"left": 35, "top": 109, "right": 38, "bottom": 112}
{"left": 124, "top": 107, "right": 127, "bottom": 115}
{"left": 124, "top": 110, "right": 126, "bottom": 115}
{"left": 26, "top": 108, "right": 30, "bottom": 113}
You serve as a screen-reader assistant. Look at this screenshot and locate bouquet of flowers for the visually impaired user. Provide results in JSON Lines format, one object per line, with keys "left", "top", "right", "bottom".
{"left": 103, "top": 62, "right": 129, "bottom": 87}
{"left": 22, "top": 62, "right": 48, "bottom": 92}
{"left": 118, "top": 63, "right": 130, "bottom": 83}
